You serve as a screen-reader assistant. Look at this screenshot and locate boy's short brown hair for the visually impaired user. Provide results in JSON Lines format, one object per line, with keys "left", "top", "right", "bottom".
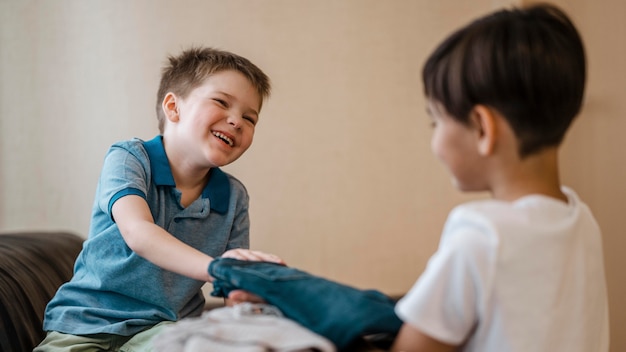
{"left": 156, "top": 47, "right": 271, "bottom": 133}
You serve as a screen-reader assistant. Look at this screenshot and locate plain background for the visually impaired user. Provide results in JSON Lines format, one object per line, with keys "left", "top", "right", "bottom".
{"left": 1, "top": 0, "right": 624, "bottom": 350}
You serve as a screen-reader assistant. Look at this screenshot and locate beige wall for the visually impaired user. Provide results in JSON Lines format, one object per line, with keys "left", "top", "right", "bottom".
{"left": 1, "top": 0, "right": 623, "bottom": 350}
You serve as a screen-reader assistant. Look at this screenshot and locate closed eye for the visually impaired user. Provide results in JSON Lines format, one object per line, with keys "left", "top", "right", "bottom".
{"left": 213, "top": 98, "right": 228, "bottom": 107}
{"left": 244, "top": 115, "right": 257, "bottom": 125}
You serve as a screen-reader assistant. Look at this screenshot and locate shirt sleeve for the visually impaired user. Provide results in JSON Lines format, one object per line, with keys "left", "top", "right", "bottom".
{"left": 96, "top": 142, "right": 150, "bottom": 220}
{"left": 394, "top": 208, "right": 498, "bottom": 345}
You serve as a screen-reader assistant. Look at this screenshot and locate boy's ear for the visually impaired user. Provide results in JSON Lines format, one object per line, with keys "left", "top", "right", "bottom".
{"left": 470, "top": 105, "right": 497, "bottom": 156}
{"left": 162, "top": 92, "right": 180, "bottom": 122}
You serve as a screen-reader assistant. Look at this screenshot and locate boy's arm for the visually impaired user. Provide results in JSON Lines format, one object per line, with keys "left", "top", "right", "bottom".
{"left": 112, "top": 194, "right": 281, "bottom": 282}
{"left": 391, "top": 323, "right": 456, "bottom": 352}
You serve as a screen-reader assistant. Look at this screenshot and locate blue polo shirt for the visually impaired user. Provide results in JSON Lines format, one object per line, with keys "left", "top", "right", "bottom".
{"left": 43, "top": 135, "right": 251, "bottom": 336}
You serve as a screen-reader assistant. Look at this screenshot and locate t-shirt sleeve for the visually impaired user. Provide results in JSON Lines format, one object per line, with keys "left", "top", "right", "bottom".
{"left": 394, "top": 208, "right": 497, "bottom": 345}
{"left": 96, "top": 142, "right": 150, "bottom": 220}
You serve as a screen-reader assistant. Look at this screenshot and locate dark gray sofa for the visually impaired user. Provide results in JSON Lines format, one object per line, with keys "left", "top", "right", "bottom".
{"left": 0, "top": 231, "right": 83, "bottom": 352}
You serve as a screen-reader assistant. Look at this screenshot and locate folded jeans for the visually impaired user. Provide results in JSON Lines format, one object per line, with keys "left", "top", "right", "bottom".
{"left": 208, "top": 258, "right": 402, "bottom": 350}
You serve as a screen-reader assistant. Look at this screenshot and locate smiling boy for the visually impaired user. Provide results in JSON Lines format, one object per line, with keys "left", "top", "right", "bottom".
{"left": 35, "top": 47, "right": 283, "bottom": 352}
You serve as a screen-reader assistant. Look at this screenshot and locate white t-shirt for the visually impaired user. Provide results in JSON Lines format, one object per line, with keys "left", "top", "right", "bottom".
{"left": 395, "top": 187, "right": 609, "bottom": 352}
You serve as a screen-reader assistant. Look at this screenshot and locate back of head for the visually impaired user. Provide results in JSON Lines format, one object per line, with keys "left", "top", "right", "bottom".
{"left": 423, "top": 3, "right": 586, "bottom": 157}
{"left": 156, "top": 47, "right": 271, "bottom": 133}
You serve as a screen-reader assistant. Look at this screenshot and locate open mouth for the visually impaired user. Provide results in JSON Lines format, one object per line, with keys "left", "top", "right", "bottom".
{"left": 212, "top": 131, "right": 234, "bottom": 147}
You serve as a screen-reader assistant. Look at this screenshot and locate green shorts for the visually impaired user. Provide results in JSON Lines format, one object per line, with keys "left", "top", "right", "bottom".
{"left": 33, "top": 321, "right": 173, "bottom": 352}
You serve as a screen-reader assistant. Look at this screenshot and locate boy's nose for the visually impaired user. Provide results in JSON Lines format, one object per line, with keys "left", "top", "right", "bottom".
{"left": 227, "top": 115, "right": 242, "bottom": 129}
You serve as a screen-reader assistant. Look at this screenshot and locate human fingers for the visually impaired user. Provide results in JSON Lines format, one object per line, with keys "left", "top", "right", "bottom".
{"left": 222, "top": 249, "right": 285, "bottom": 265}
{"left": 221, "top": 249, "right": 264, "bottom": 262}
{"left": 221, "top": 249, "right": 253, "bottom": 261}
{"left": 248, "top": 250, "right": 285, "bottom": 265}
{"left": 228, "top": 290, "right": 266, "bottom": 305}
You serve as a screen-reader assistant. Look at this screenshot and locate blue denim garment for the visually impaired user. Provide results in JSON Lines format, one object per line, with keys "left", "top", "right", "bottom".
{"left": 209, "top": 258, "right": 402, "bottom": 350}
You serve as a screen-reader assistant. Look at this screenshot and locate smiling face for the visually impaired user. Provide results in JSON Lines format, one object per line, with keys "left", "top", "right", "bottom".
{"left": 162, "top": 69, "right": 262, "bottom": 170}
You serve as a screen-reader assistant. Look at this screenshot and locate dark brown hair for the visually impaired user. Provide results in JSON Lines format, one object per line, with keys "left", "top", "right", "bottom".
{"left": 156, "top": 47, "right": 271, "bottom": 133}
{"left": 423, "top": 4, "right": 586, "bottom": 157}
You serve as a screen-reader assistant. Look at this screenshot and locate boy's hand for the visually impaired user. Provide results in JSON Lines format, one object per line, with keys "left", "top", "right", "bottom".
{"left": 213, "top": 249, "right": 283, "bottom": 301}
{"left": 221, "top": 248, "right": 285, "bottom": 265}
{"left": 225, "top": 290, "right": 266, "bottom": 306}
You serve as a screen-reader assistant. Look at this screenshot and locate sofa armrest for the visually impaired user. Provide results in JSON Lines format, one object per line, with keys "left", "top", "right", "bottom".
{"left": 0, "top": 231, "right": 83, "bottom": 352}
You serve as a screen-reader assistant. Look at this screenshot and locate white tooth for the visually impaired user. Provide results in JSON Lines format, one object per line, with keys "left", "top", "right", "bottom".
{"left": 213, "top": 132, "right": 233, "bottom": 146}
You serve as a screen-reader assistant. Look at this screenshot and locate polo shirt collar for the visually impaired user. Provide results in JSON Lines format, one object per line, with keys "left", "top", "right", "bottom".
{"left": 143, "top": 135, "right": 230, "bottom": 214}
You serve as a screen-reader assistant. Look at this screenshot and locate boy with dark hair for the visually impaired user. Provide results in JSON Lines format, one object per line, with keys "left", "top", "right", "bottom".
{"left": 391, "top": 4, "right": 609, "bottom": 351}
{"left": 35, "top": 47, "right": 283, "bottom": 351}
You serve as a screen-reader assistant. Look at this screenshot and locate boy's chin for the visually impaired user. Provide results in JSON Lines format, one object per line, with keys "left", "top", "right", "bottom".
{"left": 207, "top": 155, "right": 242, "bottom": 168}
{"left": 450, "top": 178, "right": 464, "bottom": 190}
{"left": 451, "top": 179, "right": 484, "bottom": 193}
